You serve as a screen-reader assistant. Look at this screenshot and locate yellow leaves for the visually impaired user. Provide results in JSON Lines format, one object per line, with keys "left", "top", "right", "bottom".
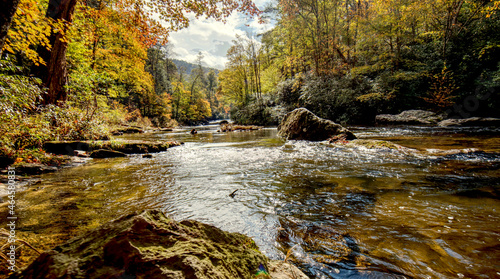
{"left": 484, "top": 0, "right": 500, "bottom": 18}
{"left": 3, "top": 0, "right": 71, "bottom": 66}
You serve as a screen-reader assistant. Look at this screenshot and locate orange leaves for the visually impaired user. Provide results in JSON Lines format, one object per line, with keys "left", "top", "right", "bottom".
{"left": 422, "top": 64, "right": 458, "bottom": 111}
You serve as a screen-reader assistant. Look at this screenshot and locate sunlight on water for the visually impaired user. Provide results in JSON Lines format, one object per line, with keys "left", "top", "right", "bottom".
{"left": 2, "top": 125, "right": 499, "bottom": 278}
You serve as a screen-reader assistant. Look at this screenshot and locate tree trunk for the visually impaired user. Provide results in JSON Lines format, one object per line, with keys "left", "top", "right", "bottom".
{"left": 39, "top": 0, "right": 78, "bottom": 105}
{"left": 0, "top": 0, "right": 21, "bottom": 56}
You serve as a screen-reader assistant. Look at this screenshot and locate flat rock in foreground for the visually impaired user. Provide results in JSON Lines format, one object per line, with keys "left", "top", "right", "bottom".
{"left": 278, "top": 108, "right": 355, "bottom": 141}
{"left": 11, "top": 210, "right": 307, "bottom": 279}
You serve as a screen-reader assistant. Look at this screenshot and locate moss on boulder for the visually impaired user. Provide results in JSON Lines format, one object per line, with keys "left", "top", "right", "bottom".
{"left": 11, "top": 210, "right": 307, "bottom": 279}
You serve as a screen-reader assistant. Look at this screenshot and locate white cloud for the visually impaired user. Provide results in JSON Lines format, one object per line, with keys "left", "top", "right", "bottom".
{"left": 167, "top": 1, "right": 275, "bottom": 70}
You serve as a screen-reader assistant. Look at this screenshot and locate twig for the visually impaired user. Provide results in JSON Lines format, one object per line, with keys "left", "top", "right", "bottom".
{"left": 229, "top": 189, "right": 239, "bottom": 198}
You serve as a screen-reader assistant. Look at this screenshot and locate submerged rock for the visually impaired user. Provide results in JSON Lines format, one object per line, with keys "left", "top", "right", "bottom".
{"left": 376, "top": 110, "right": 443, "bottom": 125}
{"left": 90, "top": 149, "right": 127, "bottom": 158}
{"left": 11, "top": 210, "right": 307, "bottom": 279}
{"left": 278, "top": 108, "right": 356, "bottom": 141}
{"left": 220, "top": 124, "right": 261, "bottom": 132}
{"left": 342, "top": 139, "right": 403, "bottom": 150}
{"left": 13, "top": 163, "right": 58, "bottom": 175}
{"left": 438, "top": 117, "right": 500, "bottom": 127}
{"left": 268, "top": 261, "right": 309, "bottom": 279}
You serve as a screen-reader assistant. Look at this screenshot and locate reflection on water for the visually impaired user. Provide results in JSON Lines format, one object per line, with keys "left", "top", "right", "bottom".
{"left": 1, "top": 125, "right": 500, "bottom": 278}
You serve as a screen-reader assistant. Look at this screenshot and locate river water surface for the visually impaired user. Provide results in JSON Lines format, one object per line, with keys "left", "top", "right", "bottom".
{"left": 3, "top": 125, "right": 500, "bottom": 278}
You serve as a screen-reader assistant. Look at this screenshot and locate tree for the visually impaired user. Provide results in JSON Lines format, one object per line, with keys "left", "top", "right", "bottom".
{"left": 39, "top": 0, "right": 79, "bottom": 105}
{"left": 2, "top": 0, "right": 56, "bottom": 65}
{"left": 206, "top": 69, "right": 218, "bottom": 116}
{"left": 422, "top": 64, "right": 458, "bottom": 111}
{"left": 146, "top": 43, "right": 177, "bottom": 96}
{"left": 190, "top": 52, "right": 206, "bottom": 104}
{"left": 0, "top": 0, "right": 21, "bottom": 55}
{"left": 36, "top": 0, "right": 261, "bottom": 106}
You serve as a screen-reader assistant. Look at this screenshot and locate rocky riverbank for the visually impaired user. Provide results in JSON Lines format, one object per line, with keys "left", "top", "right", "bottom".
{"left": 375, "top": 110, "right": 500, "bottom": 127}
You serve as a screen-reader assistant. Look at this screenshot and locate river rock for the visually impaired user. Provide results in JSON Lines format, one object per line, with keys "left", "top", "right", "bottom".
{"left": 111, "top": 126, "right": 144, "bottom": 135}
{"left": 14, "top": 163, "right": 58, "bottom": 175}
{"left": 44, "top": 140, "right": 182, "bottom": 156}
{"left": 438, "top": 117, "right": 500, "bottom": 127}
{"left": 278, "top": 108, "right": 356, "bottom": 141}
{"left": 220, "top": 124, "right": 261, "bottom": 132}
{"left": 0, "top": 156, "right": 14, "bottom": 168}
{"left": 268, "top": 261, "right": 309, "bottom": 279}
{"left": 73, "top": 150, "right": 89, "bottom": 158}
{"left": 342, "top": 139, "right": 403, "bottom": 150}
{"left": 376, "top": 110, "right": 444, "bottom": 125}
{"left": 90, "top": 149, "right": 127, "bottom": 158}
{"left": 11, "top": 210, "right": 307, "bottom": 279}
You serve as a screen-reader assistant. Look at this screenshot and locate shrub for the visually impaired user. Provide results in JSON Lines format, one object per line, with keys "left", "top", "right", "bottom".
{"left": 231, "top": 95, "right": 286, "bottom": 126}
{"left": 298, "top": 74, "right": 375, "bottom": 124}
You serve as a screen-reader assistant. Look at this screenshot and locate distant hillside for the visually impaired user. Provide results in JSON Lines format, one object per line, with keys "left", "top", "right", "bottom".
{"left": 172, "top": 59, "right": 219, "bottom": 76}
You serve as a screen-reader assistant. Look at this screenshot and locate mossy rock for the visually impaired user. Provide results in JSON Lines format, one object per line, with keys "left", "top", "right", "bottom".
{"left": 11, "top": 210, "right": 272, "bottom": 279}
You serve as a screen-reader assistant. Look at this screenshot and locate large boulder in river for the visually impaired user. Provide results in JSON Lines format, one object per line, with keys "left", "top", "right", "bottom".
{"left": 438, "top": 117, "right": 500, "bottom": 127}
{"left": 376, "top": 110, "right": 444, "bottom": 125}
{"left": 12, "top": 210, "right": 307, "bottom": 279}
{"left": 278, "top": 108, "right": 356, "bottom": 141}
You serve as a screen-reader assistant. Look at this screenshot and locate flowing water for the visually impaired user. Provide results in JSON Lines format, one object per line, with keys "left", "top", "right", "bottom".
{"left": 2, "top": 125, "right": 500, "bottom": 278}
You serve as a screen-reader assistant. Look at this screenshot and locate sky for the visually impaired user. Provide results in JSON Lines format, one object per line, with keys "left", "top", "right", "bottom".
{"left": 167, "top": 0, "right": 275, "bottom": 70}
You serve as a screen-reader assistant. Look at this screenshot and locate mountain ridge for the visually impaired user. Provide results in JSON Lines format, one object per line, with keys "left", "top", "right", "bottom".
{"left": 172, "top": 59, "right": 220, "bottom": 76}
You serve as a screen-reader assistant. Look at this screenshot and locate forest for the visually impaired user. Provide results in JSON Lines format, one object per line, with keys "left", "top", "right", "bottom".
{"left": 1, "top": 0, "right": 499, "bottom": 162}
{"left": 221, "top": 0, "right": 500, "bottom": 125}
{"left": 0, "top": 0, "right": 258, "bottom": 165}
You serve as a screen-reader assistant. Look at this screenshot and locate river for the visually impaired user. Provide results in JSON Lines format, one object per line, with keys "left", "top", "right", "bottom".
{"left": 2, "top": 125, "right": 500, "bottom": 278}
